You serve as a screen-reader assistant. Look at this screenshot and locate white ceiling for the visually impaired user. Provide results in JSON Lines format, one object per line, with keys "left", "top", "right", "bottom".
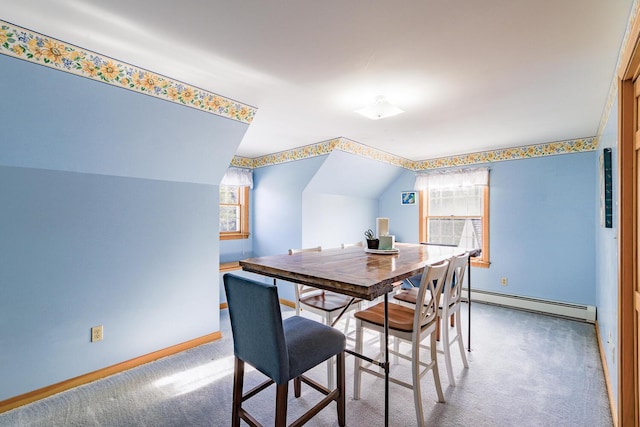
{"left": 3, "top": 1, "right": 633, "bottom": 160}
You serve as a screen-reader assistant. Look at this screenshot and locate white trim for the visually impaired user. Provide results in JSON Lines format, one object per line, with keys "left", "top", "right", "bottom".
{"left": 465, "top": 289, "right": 596, "bottom": 323}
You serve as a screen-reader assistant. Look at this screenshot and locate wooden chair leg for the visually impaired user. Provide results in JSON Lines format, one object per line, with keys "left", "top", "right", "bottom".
{"left": 275, "top": 383, "right": 288, "bottom": 426}
{"left": 337, "top": 352, "right": 346, "bottom": 427}
{"left": 232, "top": 357, "right": 244, "bottom": 427}
{"left": 294, "top": 376, "right": 301, "bottom": 398}
{"left": 450, "top": 313, "right": 455, "bottom": 327}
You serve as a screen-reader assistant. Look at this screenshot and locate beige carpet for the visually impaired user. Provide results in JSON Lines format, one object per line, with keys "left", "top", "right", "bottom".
{"left": 0, "top": 302, "right": 612, "bottom": 426}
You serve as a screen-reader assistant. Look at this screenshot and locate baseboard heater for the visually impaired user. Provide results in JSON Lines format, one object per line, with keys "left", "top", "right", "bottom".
{"left": 463, "top": 288, "right": 596, "bottom": 323}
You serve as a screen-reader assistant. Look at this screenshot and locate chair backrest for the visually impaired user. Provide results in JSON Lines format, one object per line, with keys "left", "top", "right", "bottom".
{"left": 289, "top": 247, "right": 323, "bottom": 301}
{"left": 414, "top": 261, "right": 449, "bottom": 331}
{"left": 288, "top": 246, "right": 322, "bottom": 255}
{"left": 442, "top": 252, "right": 469, "bottom": 310}
{"left": 341, "top": 241, "right": 363, "bottom": 249}
{"left": 223, "top": 273, "right": 290, "bottom": 384}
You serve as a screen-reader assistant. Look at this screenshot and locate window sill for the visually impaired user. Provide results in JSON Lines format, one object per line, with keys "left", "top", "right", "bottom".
{"left": 471, "top": 259, "right": 490, "bottom": 268}
{"left": 220, "top": 232, "right": 250, "bottom": 241}
{"left": 220, "top": 261, "right": 241, "bottom": 272}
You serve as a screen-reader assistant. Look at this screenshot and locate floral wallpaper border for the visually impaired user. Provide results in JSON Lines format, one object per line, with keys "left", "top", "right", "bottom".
{"left": 232, "top": 136, "right": 598, "bottom": 171}
{"left": 231, "top": 137, "right": 412, "bottom": 169}
{"left": 412, "top": 137, "right": 598, "bottom": 171}
{"left": 0, "top": 20, "right": 256, "bottom": 124}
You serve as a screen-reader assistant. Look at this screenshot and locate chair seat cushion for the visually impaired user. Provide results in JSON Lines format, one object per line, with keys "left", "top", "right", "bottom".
{"left": 300, "top": 292, "right": 361, "bottom": 312}
{"left": 283, "top": 316, "right": 346, "bottom": 380}
{"left": 354, "top": 302, "right": 419, "bottom": 333}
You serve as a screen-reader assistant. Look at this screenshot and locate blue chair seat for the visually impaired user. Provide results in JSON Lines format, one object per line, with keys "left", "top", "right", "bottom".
{"left": 283, "top": 315, "right": 345, "bottom": 380}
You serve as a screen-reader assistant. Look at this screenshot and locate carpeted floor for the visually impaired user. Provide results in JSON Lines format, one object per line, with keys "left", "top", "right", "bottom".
{"left": 0, "top": 302, "right": 613, "bottom": 426}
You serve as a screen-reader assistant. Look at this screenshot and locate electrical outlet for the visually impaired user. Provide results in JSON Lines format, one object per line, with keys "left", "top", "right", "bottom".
{"left": 500, "top": 277, "right": 508, "bottom": 286}
{"left": 91, "top": 325, "right": 103, "bottom": 342}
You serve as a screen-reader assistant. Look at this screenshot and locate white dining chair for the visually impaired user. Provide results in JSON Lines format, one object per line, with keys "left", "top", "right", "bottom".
{"left": 353, "top": 260, "right": 449, "bottom": 427}
{"left": 289, "top": 246, "right": 362, "bottom": 389}
{"left": 290, "top": 246, "right": 324, "bottom": 318}
{"left": 437, "top": 252, "right": 470, "bottom": 386}
{"left": 394, "top": 252, "right": 470, "bottom": 386}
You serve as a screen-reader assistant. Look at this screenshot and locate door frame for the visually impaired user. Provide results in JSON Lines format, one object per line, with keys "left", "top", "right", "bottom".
{"left": 618, "top": 11, "right": 640, "bottom": 426}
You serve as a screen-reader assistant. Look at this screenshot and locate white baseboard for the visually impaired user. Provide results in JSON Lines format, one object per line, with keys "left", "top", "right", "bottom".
{"left": 464, "top": 288, "right": 596, "bottom": 323}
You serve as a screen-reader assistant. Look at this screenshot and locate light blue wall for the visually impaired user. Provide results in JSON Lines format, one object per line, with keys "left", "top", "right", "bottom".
{"left": 379, "top": 171, "right": 420, "bottom": 243}
{"left": 303, "top": 151, "right": 403, "bottom": 248}
{"left": 252, "top": 156, "right": 327, "bottom": 257}
{"left": 302, "top": 193, "right": 378, "bottom": 248}
{"left": 220, "top": 237, "right": 253, "bottom": 263}
{"left": 595, "top": 103, "right": 620, "bottom": 406}
{"left": 0, "top": 53, "right": 248, "bottom": 400}
{"left": 475, "top": 153, "right": 596, "bottom": 304}
{"left": 380, "top": 152, "right": 597, "bottom": 305}
{"left": 250, "top": 156, "right": 327, "bottom": 300}
{"left": 0, "top": 167, "right": 219, "bottom": 398}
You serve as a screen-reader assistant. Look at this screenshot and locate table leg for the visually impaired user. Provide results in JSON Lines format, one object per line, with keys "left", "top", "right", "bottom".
{"left": 467, "top": 256, "right": 471, "bottom": 352}
{"left": 384, "top": 293, "right": 389, "bottom": 427}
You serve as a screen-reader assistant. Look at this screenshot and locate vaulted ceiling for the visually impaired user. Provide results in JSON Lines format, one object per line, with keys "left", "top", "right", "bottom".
{"left": 3, "top": 1, "right": 634, "bottom": 160}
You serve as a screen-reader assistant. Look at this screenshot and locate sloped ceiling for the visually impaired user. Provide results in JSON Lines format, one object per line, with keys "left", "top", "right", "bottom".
{"left": 1, "top": 1, "right": 635, "bottom": 161}
{"left": 0, "top": 53, "right": 247, "bottom": 184}
{"left": 305, "top": 150, "right": 402, "bottom": 198}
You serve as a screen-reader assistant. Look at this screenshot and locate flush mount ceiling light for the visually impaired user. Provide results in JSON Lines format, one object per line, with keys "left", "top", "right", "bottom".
{"left": 355, "top": 96, "right": 404, "bottom": 120}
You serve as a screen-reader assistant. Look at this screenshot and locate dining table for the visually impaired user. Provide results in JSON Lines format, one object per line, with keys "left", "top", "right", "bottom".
{"left": 239, "top": 242, "right": 468, "bottom": 427}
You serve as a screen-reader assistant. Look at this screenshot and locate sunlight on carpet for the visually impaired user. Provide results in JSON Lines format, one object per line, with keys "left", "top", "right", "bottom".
{"left": 153, "top": 355, "right": 255, "bottom": 397}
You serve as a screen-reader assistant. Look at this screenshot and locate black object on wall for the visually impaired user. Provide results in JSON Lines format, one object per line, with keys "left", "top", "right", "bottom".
{"left": 603, "top": 148, "right": 613, "bottom": 228}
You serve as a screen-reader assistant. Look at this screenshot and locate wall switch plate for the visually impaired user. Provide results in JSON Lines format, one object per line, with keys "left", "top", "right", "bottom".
{"left": 91, "top": 325, "right": 103, "bottom": 342}
{"left": 500, "top": 277, "right": 508, "bottom": 286}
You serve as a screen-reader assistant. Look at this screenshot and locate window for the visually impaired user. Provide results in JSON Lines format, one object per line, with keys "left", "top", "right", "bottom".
{"left": 417, "top": 168, "right": 490, "bottom": 267}
{"left": 219, "top": 167, "right": 252, "bottom": 240}
{"left": 219, "top": 185, "right": 250, "bottom": 240}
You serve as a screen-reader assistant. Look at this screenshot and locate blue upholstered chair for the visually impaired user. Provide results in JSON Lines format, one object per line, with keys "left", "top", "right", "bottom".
{"left": 223, "top": 273, "right": 346, "bottom": 427}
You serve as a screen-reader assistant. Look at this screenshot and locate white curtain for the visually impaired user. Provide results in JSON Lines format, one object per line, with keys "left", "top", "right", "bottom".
{"left": 414, "top": 167, "right": 489, "bottom": 190}
{"left": 221, "top": 167, "right": 253, "bottom": 188}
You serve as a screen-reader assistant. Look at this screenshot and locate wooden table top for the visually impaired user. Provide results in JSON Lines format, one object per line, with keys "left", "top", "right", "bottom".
{"left": 239, "top": 243, "right": 466, "bottom": 300}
